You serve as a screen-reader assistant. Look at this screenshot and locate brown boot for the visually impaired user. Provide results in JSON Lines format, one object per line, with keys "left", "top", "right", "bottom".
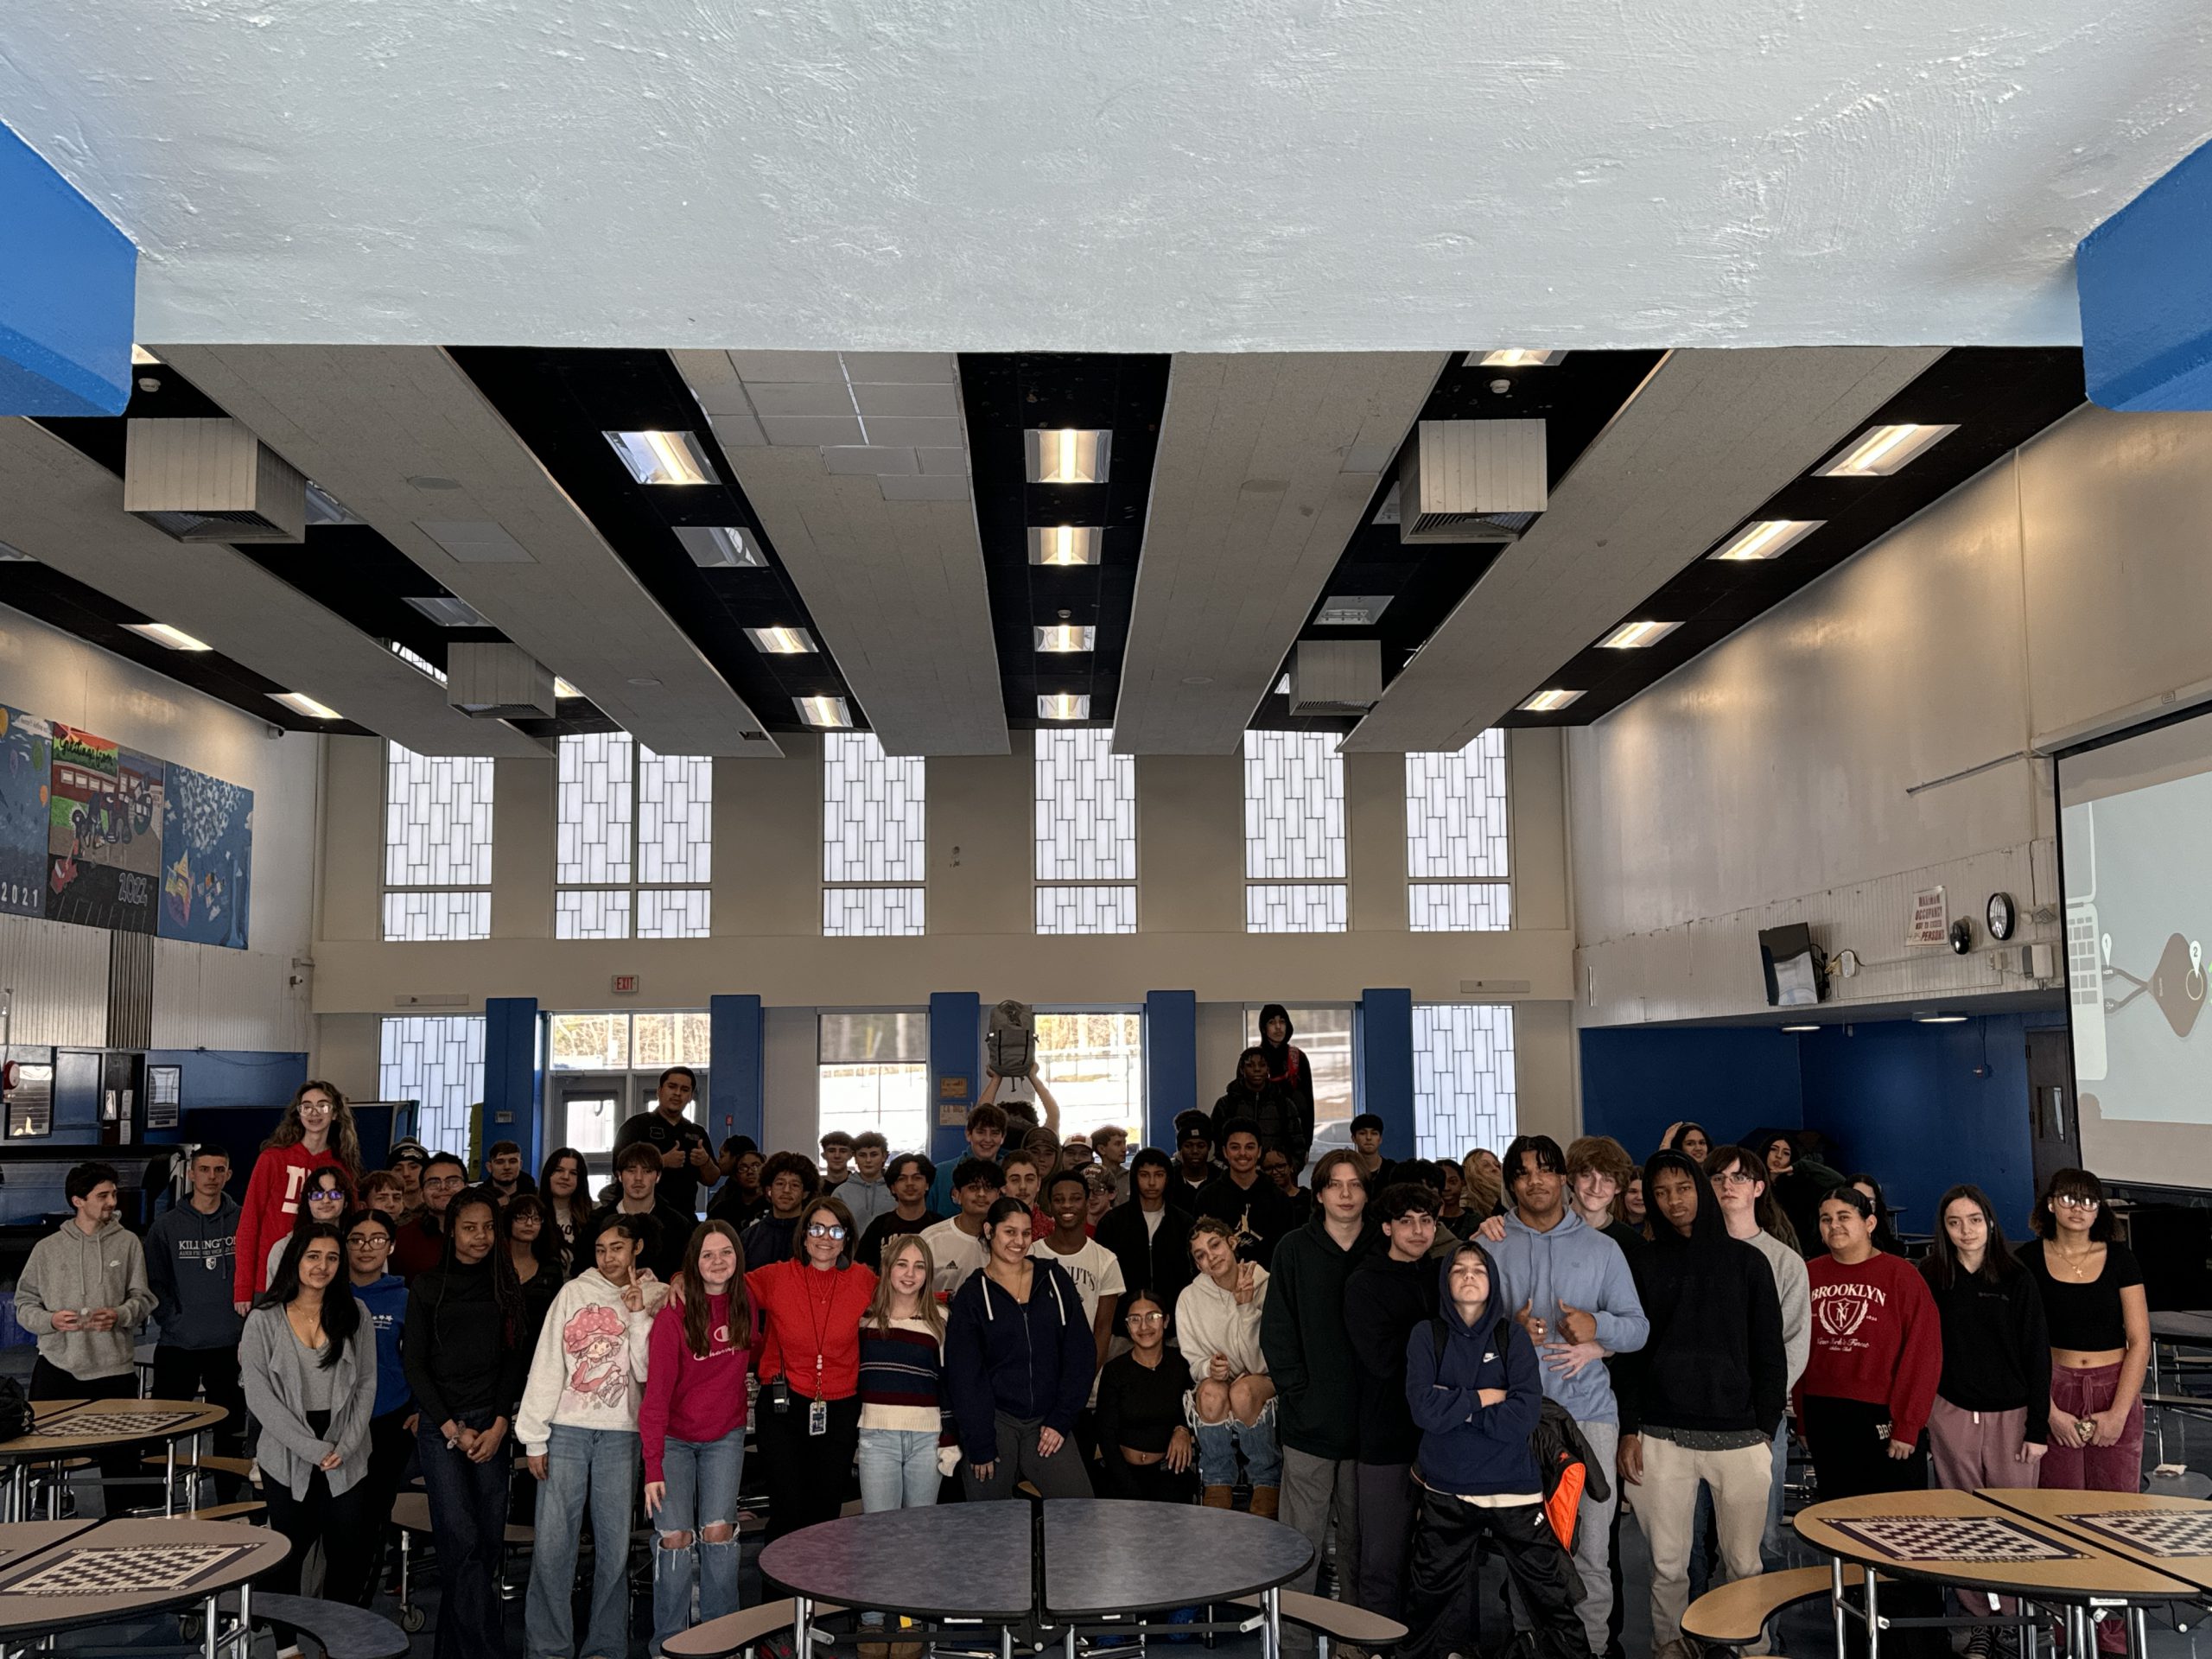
{"left": 1201, "top": 1484, "right": 1234, "bottom": 1509}
{"left": 859, "top": 1643, "right": 890, "bottom": 1659}
{"left": 889, "top": 1644, "right": 925, "bottom": 1659}
{"left": 1249, "top": 1484, "right": 1280, "bottom": 1519}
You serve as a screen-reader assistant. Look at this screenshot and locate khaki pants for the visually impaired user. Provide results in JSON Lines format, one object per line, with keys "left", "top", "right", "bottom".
{"left": 1638, "top": 1433, "right": 1771, "bottom": 1651}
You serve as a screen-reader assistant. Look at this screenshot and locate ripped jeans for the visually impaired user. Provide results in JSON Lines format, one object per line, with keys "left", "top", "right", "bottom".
{"left": 651, "top": 1433, "right": 745, "bottom": 1656}
{"left": 1187, "top": 1389, "right": 1283, "bottom": 1487}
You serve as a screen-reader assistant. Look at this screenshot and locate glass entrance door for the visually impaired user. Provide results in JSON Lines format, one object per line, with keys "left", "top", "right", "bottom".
{"left": 555, "top": 1072, "right": 634, "bottom": 1187}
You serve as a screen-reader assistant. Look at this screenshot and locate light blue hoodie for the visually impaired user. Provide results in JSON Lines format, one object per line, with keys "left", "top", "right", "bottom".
{"left": 1484, "top": 1206, "right": 1648, "bottom": 1425}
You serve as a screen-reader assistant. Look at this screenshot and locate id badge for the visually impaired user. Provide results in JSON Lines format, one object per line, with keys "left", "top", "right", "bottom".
{"left": 808, "top": 1397, "right": 828, "bottom": 1438}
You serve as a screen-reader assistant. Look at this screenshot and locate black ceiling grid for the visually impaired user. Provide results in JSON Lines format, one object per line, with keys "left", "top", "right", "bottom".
{"left": 451, "top": 348, "right": 855, "bottom": 735}
{"left": 959, "top": 353, "right": 1173, "bottom": 732}
{"left": 1249, "top": 349, "right": 1669, "bottom": 734}
{"left": 1509, "top": 346, "right": 2087, "bottom": 727}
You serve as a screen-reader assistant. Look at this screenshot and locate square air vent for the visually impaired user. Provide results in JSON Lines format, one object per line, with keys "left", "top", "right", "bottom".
{"left": 124, "top": 419, "right": 307, "bottom": 543}
{"left": 1287, "top": 640, "right": 1382, "bottom": 715}
{"left": 446, "top": 642, "right": 555, "bottom": 719}
{"left": 1399, "top": 419, "right": 1547, "bottom": 544}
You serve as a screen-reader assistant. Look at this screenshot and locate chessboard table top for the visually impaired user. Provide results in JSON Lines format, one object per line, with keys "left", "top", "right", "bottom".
{"left": 0, "top": 1517, "right": 287, "bottom": 1634}
{"left": 1980, "top": 1487, "right": 2212, "bottom": 1595}
{"left": 0, "top": 1399, "right": 228, "bottom": 1459}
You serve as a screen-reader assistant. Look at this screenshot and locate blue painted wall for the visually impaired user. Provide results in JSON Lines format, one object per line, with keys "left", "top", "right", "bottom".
{"left": 1357, "top": 989, "right": 1416, "bottom": 1160}
{"left": 709, "top": 995, "right": 764, "bottom": 1151}
{"left": 1143, "top": 991, "right": 1197, "bottom": 1154}
{"left": 928, "top": 992, "right": 982, "bottom": 1165}
{"left": 1579, "top": 1026, "right": 1805, "bottom": 1160}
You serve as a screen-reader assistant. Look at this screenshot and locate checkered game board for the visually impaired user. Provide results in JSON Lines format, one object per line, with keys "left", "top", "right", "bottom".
{"left": 1828, "top": 1514, "right": 2084, "bottom": 1564}
{"left": 0, "top": 1542, "right": 254, "bottom": 1597}
{"left": 2058, "top": 1510, "right": 2212, "bottom": 1559}
{"left": 26, "top": 1410, "right": 199, "bottom": 1439}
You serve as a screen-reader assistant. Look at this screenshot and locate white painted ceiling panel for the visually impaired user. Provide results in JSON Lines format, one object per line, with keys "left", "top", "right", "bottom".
{"left": 1114, "top": 353, "right": 1446, "bottom": 754}
{"left": 0, "top": 419, "right": 544, "bottom": 757}
{"left": 1342, "top": 346, "right": 1948, "bottom": 753}
{"left": 671, "top": 350, "right": 1006, "bottom": 756}
{"left": 152, "top": 345, "right": 780, "bottom": 757}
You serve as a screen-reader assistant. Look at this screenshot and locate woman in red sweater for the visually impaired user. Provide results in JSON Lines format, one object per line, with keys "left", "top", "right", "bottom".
{"left": 746, "top": 1193, "right": 876, "bottom": 1550}
{"left": 234, "top": 1081, "right": 363, "bottom": 1311}
{"left": 1799, "top": 1185, "right": 1942, "bottom": 1497}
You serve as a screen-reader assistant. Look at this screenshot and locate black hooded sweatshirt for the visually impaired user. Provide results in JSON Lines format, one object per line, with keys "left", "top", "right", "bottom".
{"left": 1343, "top": 1240, "right": 1440, "bottom": 1465}
{"left": 1618, "top": 1150, "right": 1787, "bottom": 1440}
{"left": 1254, "top": 1005, "right": 1316, "bottom": 1172}
{"left": 1211, "top": 1068, "right": 1307, "bottom": 1171}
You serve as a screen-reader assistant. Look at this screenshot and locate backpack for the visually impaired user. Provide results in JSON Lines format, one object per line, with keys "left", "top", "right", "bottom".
{"left": 1426, "top": 1319, "right": 1609, "bottom": 1554}
{"left": 0, "top": 1376, "right": 29, "bottom": 1443}
{"left": 987, "top": 1001, "right": 1035, "bottom": 1078}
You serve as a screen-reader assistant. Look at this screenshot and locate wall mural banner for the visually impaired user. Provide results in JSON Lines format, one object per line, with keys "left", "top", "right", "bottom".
{"left": 0, "top": 706, "right": 250, "bottom": 949}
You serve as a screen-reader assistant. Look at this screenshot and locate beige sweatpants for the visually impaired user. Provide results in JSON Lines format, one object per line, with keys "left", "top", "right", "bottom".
{"left": 1637, "top": 1433, "right": 1772, "bottom": 1651}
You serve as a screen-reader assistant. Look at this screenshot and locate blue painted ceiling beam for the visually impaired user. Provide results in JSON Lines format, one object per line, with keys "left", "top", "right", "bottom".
{"left": 2078, "top": 138, "right": 2212, "bottom": 413}
{"left": 0, "top": 122, "right": 136, "bottom": 418}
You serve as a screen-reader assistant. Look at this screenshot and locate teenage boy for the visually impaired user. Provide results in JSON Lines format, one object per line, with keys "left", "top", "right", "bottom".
{"left": 518, "top": 1214, "right": 662, "bottom": 1659}
{"left": 612, "top": 1066, "right": 716, "bottom": 1217}
{"left": 1197, "top": 1118, "right": 1296, "bottom": 1268}
{"left": 1262, "top": 1150, "right": 1380, "bottom": 1649}
{"left": 838, "top": 1132, "right": 893, "bottom": 1235}
{"left": 737, "top": 1152, "right": 817, "bottom": 1267}
{"left": 1033, "top": 1171, "right": 1126, "bottom": 1439}
{"left": 1211, "top": 1049, "right": 1306, "bottom": 1173}
{"left": 16, "top": 1161, "right": 156, "bottom": 1499}
{"left": 484, "top": 1140, "right": 533, "bottom": 1204}
{"left": 1618, "top": 1152, "right": 1786, "bottom": 1659}
{"left": 1091, "top": 1125, "right": 1131, "bottom": 1205}
{"left": 1348, "top": 1113, "right": 1389, "bottom": 1187}
{"left": 147, "top": 1145, "right": 248, "bottom": 1471}
{"left": 819, "top": 1130, "right": 855, "bottom": 1190}
{"left": 391, "top": 1152, "right": 468, "bottom": 1281}
{"left": 919, "top": 1158, "right": 1004, "bottom": 1296}
{"left": 1001, "top": 1150, "right": 1046, "bottom": 1232}
{"left": 576, "top": 1142, "right": 692, "bottom": 1283}
{"left": 387, "top": 1141, "right": 430, "bottom": 1225}
{"left": 1342, "top": 1182, "right": 1441, "bottom": 1622}
{"left": 927, "top": 1103, "right": 1009, "bottom": 1214}
{"left": 857, "top": 1154, "right": 939, "bottom": 1268}
{"left": 1096, "top": 1148, "right": 1197, "bottom": 1321}
{"left": 1173, "top": 1113, "right": 1220, "bottom": 1201}
{"left": 338, "top": 1208, "right": 414, "bottom": 1610}
{"left": 1563, "top": 1132, "right": 1646, "bottom": 1659}
{"left": 1482, "top": 1135, "right": 1648, "bottom": 1657}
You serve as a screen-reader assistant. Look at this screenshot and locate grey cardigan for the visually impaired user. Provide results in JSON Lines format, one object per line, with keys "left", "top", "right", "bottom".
{"left": 239, "top": 1303, "right": 378, "bottom": 1498}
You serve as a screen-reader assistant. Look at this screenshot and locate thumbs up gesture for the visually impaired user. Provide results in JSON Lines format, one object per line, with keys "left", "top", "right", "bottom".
{"left": 1556, "top": 1300, "right": 1598, "bottom": 1345}
{"left": 1514, "top": 1298, "right": 1545, "bottom": 1344}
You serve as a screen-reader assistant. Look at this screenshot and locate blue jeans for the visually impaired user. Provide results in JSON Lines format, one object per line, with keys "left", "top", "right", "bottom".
{"left": 416, "top": 1410, "right": 513, "bottom": 1659}
{"left": 526, "top": 1424, "right": 639, "bottom": 1659}
{"left": 652, "top": 1432, "right": 744, "bottom": 1656}
{"left": 857, "top": 1427, "right": 941, "bottom": 1512}
{"left": 1187, "top": 1392, "right": 1282, "bottom": 1488}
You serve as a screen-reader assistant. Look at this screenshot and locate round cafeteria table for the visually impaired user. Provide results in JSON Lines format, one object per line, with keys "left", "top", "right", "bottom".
{"left": 0, "top": 1516, "right": 288, "bottom": 1657}
{"left": 0, "top": 1399, "right": 231, "bottom": 1522}
{"left": 757, "top": 1498, "right": 1314, "bottom": 1659}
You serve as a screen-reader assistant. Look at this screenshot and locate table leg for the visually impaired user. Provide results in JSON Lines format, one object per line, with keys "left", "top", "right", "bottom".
{"left": 1001, "top": 1624, "right": 1014, "bottom": 1659}
{"left": 237, "top": 1581, "right": 251, "bottom": 1659}
{"left": 1065, "top": 1621, "right": 1077, "bottom": 1659}
{"left": 2153, "top": 1340, "right": 2168, "bottom": 1465}
{"left": 1262, "top": 1587, "right": 1282, "bottom": 1659}
{"left": 1865, "top": 1563, "right": 1881, "bottom": 1659}
{"left": 165, "top": 1440, "right": 176, "bottom": 1517}
{"left": 796, "top": 1595, "right": 811, "bottom": 1656}
{"left": 1830, "top": 1556, "right": 1847, "bottom": 1659}
{"left": 2129, "top": 1605, "right": 2147, "bottom": 1657}
{"left": 200, "top": 1590, "right": 216, "bottom": 1659}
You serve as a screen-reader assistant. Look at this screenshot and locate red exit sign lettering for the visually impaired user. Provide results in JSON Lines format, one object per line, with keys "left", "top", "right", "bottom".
{"left": 612, "top": 974, "right": 639, "bottom": 995}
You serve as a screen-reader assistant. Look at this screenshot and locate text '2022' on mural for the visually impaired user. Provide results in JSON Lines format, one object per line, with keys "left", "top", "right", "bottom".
{"left": 0, "top": 708, "right": 252, "bottom": 949}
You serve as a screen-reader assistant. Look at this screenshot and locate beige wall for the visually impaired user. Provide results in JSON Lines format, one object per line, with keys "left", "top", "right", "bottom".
{"left": 1570, "top": 402, "right": 2212, "bottom": 1026}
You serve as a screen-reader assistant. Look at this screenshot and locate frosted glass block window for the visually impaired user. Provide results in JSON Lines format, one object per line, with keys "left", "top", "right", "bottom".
{"left": 1406, "top": 732, "right": 1511, "bottom": 931}
{"left": 1412, "top": 1003, "right": 1518, "bottom": 1162}
{"left": 379, "top": 1014, "right": 486, "bottom": 1154}
{"left": 556, "top": 733, "right": 711, "bottom": 938}
{"left": 1243, "top": 731, "right": 1345, "bottom": 931}
{"left": 382, "top": 743, "right": 493, "bottom": 941}
{"left": 823, "top": 734, "right": 925, "bottom": 934}
{"left": 1034, "top": 730, "right": 1135, "bottom": 933}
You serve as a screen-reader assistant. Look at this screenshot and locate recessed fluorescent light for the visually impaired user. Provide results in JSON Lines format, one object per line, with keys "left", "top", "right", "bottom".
{"left": 130, "top": 346, "right": 162, "bottom": 366}
{"left": 604, "top": 429, "right": 719, "bottom": 486}
{"left": 1598, "top": 620, "right": 1683, "bottom": 651}
{"left": 1027, "top": 525, "right": 1102, "bottom": 567}
{"left": 1477, "top": 350, "right": 1565, "bottom": 367}
{"left": 1707, "top": 519, "right": 1825, "bottom": 563}
{"left": 1519, "top": 688, "right": 1585, "bottom": 713}
{"left": 1315, "top": 595, "right": 1392, "bottom": 627}
{"left": 1782, "top": 1024, "right": 1819, "bottom": 1033}
{"left": 270, "top": 691, "right": 341, "bottom": 721}
{"left": 1275, "top": 675, "right": 1291, "bottom": 695}
{"left": 1034, "top": 625, "right": 1096, "bottom": 653}
{"left": 389, "top": 642, "right": 447, "bottom": 684}
{"left": 402, "top": 594, "right": 489, "bottom": 628}
{"left": 675, "top": 525, "right": 762, "bottom": 569}
{"left": 554, "top": 678, "right": 582, "bottom": 700}
{"left": 1913, "top": 1011, "right": 1969, "bottom": 1025}
{"left": 121, "top": 622, "right": 211, "bottom": 652}
{"left": 1024, "top": 429, "right": 1112, "bottom": 485}
{"left": 1813, "top": 423, "right": 1959, "bottom": 479}
{"left": 747, "top": 626, "right": 817, "bottom": 655}
{"left": 794, "top": 696, "right": 851, "bottom": 728}
{"left": 1038, "top": 693, "right": 1091, "bottom": 720}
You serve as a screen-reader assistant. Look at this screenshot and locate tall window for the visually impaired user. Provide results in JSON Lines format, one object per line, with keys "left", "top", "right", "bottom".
{"left": 1243, "top": 731, "right": 1346, "bottom": 932}
{"left": 378, "top": 1014, "right": 486, "bottom": 1153}
{"left": 547, "top": 1011, "right": 711, "bottom": 1166}
{"left": 1034, "top": 731, "right": 1136, "bottom": 934}
{"left": 818, "top": 1011, "right": 930, "bottom": 1150}
{"left": 1413, "top": 1003, "right": 1517, "bottom": 1160}
{"left": 1243, "top": 1004, "right": 1354, "bottom": 1171}
{"left": 1407, "top": 731, "right": 1511, "bottom": 931}
{"left": 823, "top": 734, "right": 925, "bottom": 937}
{"left": 556, "top": 733, "right": 712, "bottom": 938}
{"left": 383, "top": 744, "right": 494, "bottom": 941}
{"left": 1031, "top": 1011, "right": 1145, "bottom": 1137}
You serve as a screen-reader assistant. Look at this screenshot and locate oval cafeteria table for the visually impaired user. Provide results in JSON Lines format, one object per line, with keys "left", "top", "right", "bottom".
{"left": 0, "top": 1400, "right": 231, "bottom": 1521}
{"left": 0, "top": 1516, "right": 288, "bottom": 1659}
{"left": 1796, "top": 1488, "right": 2201, "bottom": 1658}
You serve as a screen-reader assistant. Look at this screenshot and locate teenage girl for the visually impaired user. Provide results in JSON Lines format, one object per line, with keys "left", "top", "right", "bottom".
{"left": 537, "top": 1147, "right": 591, "bottom": 1268}
{"left": 1095, "top": 1290, "right": 1198, "bottom": 1501}
{"left": 263, "top": 1165, "right": 355, "bottom": 1285}
{"left": 236, "top": 1081, "right": 362, "bottom": 1311}
{"left": 856, "top": 1234, "right": 948, "bottom": 1513}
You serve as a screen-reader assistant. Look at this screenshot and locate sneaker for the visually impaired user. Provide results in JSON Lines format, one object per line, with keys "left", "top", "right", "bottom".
{"left": 1964, "top": 1629, "right": 1993, "bottom": 1659}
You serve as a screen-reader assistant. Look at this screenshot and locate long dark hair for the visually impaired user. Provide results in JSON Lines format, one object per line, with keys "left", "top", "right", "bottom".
{"left": 500, "top": 1193, "right": 565, "bottom": 1277}
{"left": 1924, "top": 1183, "right": 2020, "bottom": 1288}
{"left": 439, "top": 1188, "right": 525, "bottom": 1341}
{"left": 537, "top": 1147, "right": 588, "bottom": 1217}
{"left": 259, "top": 1220, "right": 362, "bottom": 1370}
{"left": 680, "top": 1220, "right": 750, "bottom": 1359}
{"left": 1847, "top": 1172, "right": 1904, "bottom": 1252}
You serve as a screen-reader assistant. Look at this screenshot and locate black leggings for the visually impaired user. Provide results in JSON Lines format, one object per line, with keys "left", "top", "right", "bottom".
{"left": 755, "top": 1393, "right": 861, "bottom": 1542}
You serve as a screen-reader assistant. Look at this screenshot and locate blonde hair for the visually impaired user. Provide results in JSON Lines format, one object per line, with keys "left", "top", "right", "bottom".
{"left": 867, "top": 1234, "right": 945, "bottom": 1339}
{"left": 1460, "top": 1153, "right": 1503, "bottom": 1221}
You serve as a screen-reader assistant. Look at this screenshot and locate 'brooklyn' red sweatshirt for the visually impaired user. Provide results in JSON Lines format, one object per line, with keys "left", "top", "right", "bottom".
{"left": 1797, "top": 1249, "right": 1942, "bottom": 1447}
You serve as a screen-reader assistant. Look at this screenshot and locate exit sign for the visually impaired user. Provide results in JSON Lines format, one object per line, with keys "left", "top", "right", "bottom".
{"left": 612, "top": 974, "right": 639, "bottom": 995}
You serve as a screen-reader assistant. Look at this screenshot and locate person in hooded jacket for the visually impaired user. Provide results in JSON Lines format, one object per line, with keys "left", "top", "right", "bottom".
{"left": 1097, "top": 1150, "right": 1198, "bottom": 1331}
{"left": 1402, "top": 1238, "right": 1586, "bottom": 1659}
{"left": 1211, "top": 1049, "right": 1307, "bottom": 1173}
{"left": 1343, "top": 1183, "right": 1442, "bottom": 1623}
{"left": 1253, "top": 1004, "right": 1316, "bottom": 1175}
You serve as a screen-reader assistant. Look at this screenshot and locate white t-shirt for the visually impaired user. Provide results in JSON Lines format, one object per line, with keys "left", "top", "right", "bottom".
{"left": 1031, "top": 1236, "right": 1125, "bottom": 1405}
{"left": 918, "top": 1218, "right": 988, "bottom": 1299}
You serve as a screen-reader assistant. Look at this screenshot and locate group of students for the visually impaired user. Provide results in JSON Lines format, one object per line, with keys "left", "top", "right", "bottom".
{"left": 2, "top": 1054, "right": 2156, "bottom": 1659}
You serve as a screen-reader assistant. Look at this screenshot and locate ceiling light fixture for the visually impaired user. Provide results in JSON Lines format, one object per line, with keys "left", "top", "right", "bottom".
{"left": 1913, "top": 1011, "right": 1970, "bottom": 1024}
{"left": 402, "top": 594, "right": 489, "bottom": 628}
{"left": 1034, "top": 625, "right": 1096, "bottom": 653}
{"left": 389, "top": 642, "right": 447, "bottom": 684}
{"left": 1315, "top": 595, "right": 1393, "bottom": 627}
{"left": 604, "top": 429, "right": 719, "bottom": 486}
{"left": 1038, "top": 693, "right": 1091, "bottom": 721}
{"left": 1024, "top": 429, "right": 1112, "bottom": 485}
{"left": 746, "top": 626, "right": 817, "bottom": 655}
{"left": 1782, "top": 1024, "right": 1819, "bottom": 1033}
{"left": 675, "top": 525, "right": 762, "bottom": 569}
{"left": 130, "top": 346, "right": 162, "bottom": 366}
{"left": 1477, "top": 350, "right": 1565, "bottom": 367}
{"left": 1598, "top": 620, "right": 1683, "bottom": 651}
{"left": 794, "top": 696, "right": 852, "bottom": 728}
{"left": 1813, "top": 423, "right": 1959, "bottom": 479}
{"left": 1027, "top": 524, "right": 1101, "bottom": 567}
{"left": 554, "top": 677, "right": 582, "bottom": 699}
{"left": 1707, "top": 519, "right": 1826, "bottom": 563}
{"left": 1519, "top": 688, "right": 1585, "bottom": 713}
{"left": 270, "top": 690, "right": 341, "bottom": 721}
{"left": 121, "top": 621, "right": 211, "bottom": 652}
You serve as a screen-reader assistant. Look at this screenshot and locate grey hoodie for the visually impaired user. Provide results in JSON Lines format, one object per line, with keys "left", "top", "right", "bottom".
{"left": 15, "top": 1217, "right": 156, "bottom": 1380}
{"left": 146, "top": 1196, "right": 245, "bottom": 1351}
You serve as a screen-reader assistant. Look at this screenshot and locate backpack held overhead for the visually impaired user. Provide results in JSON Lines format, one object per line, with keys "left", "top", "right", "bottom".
{"left": 987, "top": 1001, "right": 1035, "bottom": 1079}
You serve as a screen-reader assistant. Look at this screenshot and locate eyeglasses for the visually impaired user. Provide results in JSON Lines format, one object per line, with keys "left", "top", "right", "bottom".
{"left": 308, "top": 1190, "right": 346, "bottom": 1203}
{"left": 423, "top": 1175, "right": 464, "bottom": 1190}
{"left": 346, "top": 1233, "right": 391, "bottom": 1249}
{"left": 1128, "top": 1311, "right": 1166, "bottom": 1325}
{"left": 2054, "top": 1195, "right": 2101, "bottom": 1211}
{"left": 805, "top": 1223, "right": 848, "bottom": 1240}
{"left": 1712, "top": 1170, "right": 1759, "bottom": 1187}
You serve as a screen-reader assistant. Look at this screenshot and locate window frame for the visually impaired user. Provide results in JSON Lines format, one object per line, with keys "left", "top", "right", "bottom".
{"left": 1241, "top": 730, "right": 1348, "bottom": 934}
{"left": 553, "top": 732, "right": 713, "bottom": 940}
{"left": 380, "top": 742, "right": 494, "bottom": 942}
{"left": 1405, "top": 730, "right": 1514, "bottom": 933}
{"left": 822, "top": 734, "right": 926, "bottom": 937}
{"left": 1033, "top": 729, "right": 1137, "bottom": 935}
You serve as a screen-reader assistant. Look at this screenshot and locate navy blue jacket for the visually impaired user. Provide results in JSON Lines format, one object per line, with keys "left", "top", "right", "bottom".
{"left": 1404, "top": 1244, "right": 1544, "bottom": 1497}
{"left": 945, "top": 1258, "right": 1095, "bottom": 1463}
